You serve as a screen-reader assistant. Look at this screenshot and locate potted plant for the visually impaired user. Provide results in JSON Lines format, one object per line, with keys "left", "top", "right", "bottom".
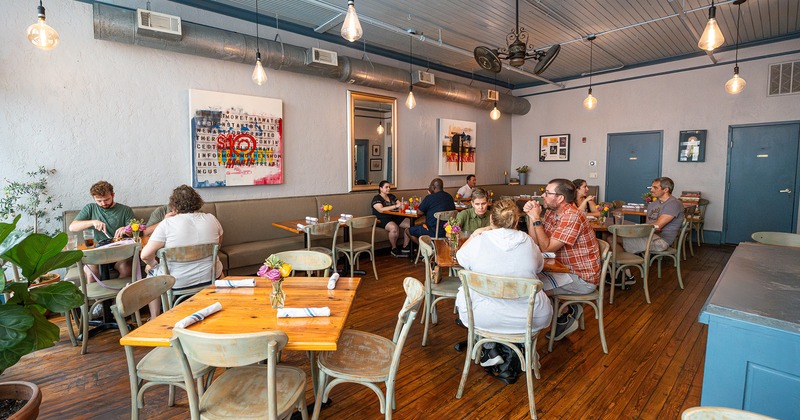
{"left": 0, "top": 215, "right": 84, "bottom": 419}
{"left": 516, "top": 165, "right": 530, "bottom": 186}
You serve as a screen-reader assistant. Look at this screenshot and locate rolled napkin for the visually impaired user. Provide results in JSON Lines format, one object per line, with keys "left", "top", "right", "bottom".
{"left": 305, "top": 216, "right": 318, "bottom": 223}
{"left": 174, "top": 302, "right": 222, "bottom": 328}
{"left": 296, "top": 223, "right": 306, "bottom": 230}
{"left": 327, "top": 272, "right": 340, "bottom": 290}
{"left": 277, "top": 307, "right": 331, "bottom": 318}
{"left": 214, "top": 278, "right": 256, "bottom": 288}
{"left": 338, "top": 217, "right": 347, "bottom": 223}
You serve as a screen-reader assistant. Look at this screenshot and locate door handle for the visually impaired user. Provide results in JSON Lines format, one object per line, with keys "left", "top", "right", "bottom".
{"left": 779, "top": 188, "right": 792, "bottom": 194}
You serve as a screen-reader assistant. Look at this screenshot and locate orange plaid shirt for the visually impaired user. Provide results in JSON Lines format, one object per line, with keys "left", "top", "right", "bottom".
{"left": 543, "top": 203, "right": 601, "bottom": 284}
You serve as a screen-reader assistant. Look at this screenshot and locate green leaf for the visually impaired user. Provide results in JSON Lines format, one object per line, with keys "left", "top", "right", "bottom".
{"left": 3, "top": 233, "right": 82, "bottom": 281}
{"left": 30, "top": 282, "right": 84, "bottom": 312}
{"left": 0, "top": 215, "right": 21, "bottom": 244}
{"left": 0, "top": 334, "right": 35, "bottom": 375}
{"left": 0, "top": 305, "right": 35, "bottom": 349}
{"left": 5, "top": 283, "right": 31, "bottom": 306}
{"left": 27, "top": 308, "right": 60, "bottom": 351}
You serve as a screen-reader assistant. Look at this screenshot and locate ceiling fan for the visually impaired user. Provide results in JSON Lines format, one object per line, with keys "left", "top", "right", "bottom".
{"left": 473, "top": 0, "right": 561, "bottom": 75}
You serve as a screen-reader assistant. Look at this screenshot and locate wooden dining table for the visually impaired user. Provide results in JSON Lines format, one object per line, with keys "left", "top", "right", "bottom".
{"left": 431, "top": 238, "right": 570, "bottom": 273}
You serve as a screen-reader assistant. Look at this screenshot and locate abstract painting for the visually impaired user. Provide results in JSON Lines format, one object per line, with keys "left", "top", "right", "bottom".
{"left": 438, "top": 118, "right": 476, "bottom": 176}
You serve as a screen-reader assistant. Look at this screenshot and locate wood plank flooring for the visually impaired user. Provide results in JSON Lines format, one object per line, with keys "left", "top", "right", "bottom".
{"left": 0, "top": 244, "right": 735, "bottom": 419}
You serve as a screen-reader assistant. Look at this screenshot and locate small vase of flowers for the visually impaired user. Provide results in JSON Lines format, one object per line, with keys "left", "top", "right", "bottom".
{"left": 444, "top": 219, "right": 461, "bottom": 261}
{"left": 599, "top": 204, "right": 610, "bottom": 224}
{"left": 320, "top": 204, "right": 333, "bottom": 222}
{"left": 125, "top": 218, "right": 147, "bottom": 243}
{"left": 258, "top": 254, "right": 292, "bottom": 309}
{"left": 642, "top": 192, "right": 655, "bottom": 204}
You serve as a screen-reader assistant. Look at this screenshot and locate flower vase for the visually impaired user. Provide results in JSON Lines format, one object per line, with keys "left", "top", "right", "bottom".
{"left": 132, "top": 231, "right": 141, "bottom": 243}
{"left": 598, "top": 215, "right": 606, "bottom": 225}
{"left": 449, "top": 236, "right": 459, "bottom": 262}
{"left": 323, "top": 212, "right": 331, "bottom": 223}
{"left": 270, "top": 281, "right": 286, "bottom": 309}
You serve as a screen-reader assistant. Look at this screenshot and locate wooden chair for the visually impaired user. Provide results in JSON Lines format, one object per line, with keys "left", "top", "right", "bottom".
{"left": 157, "top": 243, "right": 219, "bottom": 309}
{"left": 608, "top": 224, "right": 655, "bottom": 304}
{"left": 274, "top": 250, "right": 332, "bottom": 277}
{"left": 70, "top": 242, "right": 141, "bottom": 355}
{"left": 171, "top": 329, "right": 308, "bottom": 420}
{"left": 414, "top": 209, "right": 458, "bottom": 264}
{"left": 548, "top": 240, "right": 612, "bottom": 354}
{"left": 418, "top": 236, "right": 460, "bottom": 347}
{"left": 682, "top": 205, "right": 697, "bottom": 259}
{"left": 303, "top": 220, "right": 341, "bottom": 266}
{"left": 612, "top": 200, "right": 626, "bottom": 209}
{"left": 690, "top": 198, "right": 710, "bottom": 247}
{"left": 751, "top": 231, "right": 800, "bottom": 247}
{"left": 649, "top": 220, "right": 691, "bottom": 291}
{"left": 312, "top": 277, "right": 424, "bottom": 420}
{"left": 111, "top": 275, "right": 214, "bottom": 420}
{"left": 681, "top": 406, "right": 777, "bottom": 420}
{"left": 456, "top": 270, "right": 544, "bottom": 419}
{"left": 335, "top": 216, "right": 378, "bottom": 280}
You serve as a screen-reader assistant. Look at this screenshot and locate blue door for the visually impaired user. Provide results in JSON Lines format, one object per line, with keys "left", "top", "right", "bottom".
{"left": 723, "top": 122, "right": 800, "bottom": 244}
{"left": 605, "top": 131, "right": 663, "bottom": 204}
{"left": 355, "top": 139, "right": 369, "bottom": 183}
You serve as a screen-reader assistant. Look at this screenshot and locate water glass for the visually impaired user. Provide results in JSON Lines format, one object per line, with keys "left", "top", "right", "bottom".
{"left": 83, "top": 230, "right": 95, "bottom": 247}
{"left": 67, "top": 233, "right": 78, "bottom": 250}
{"left": 613, "top": 210, "right": 624, "bottom": 225}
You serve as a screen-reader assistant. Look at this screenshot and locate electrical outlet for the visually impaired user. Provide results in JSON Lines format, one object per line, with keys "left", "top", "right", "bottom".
{"left": 589, "top": 172, "right": 598, "bottom": 179}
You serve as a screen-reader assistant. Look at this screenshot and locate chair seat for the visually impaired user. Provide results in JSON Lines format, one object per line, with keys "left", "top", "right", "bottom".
{"left": 85, "top": 280, "right": 129, "bottom": 300}
{"left": 200, "top": 365, "right": 306, "bottom": 420}
{"left": 317, "top": 329, "right": 394, "bottom": 382}
{"left": 308, "top": 246, "right": 332, "bottom": 255}
{"left": 651, "top": 246, "right": 677, "bottom": 256}
{"left": 473, "top": 328, "right": 528, "bottom": 343}
{"left": 431, "top": 276, "right": 460, "bottom": 297}
{"left": 614, "top": 251, "right": 645, "bottom": 264}
{"left": 335, "top": 241, "right": 372, "bottom": 253}
{"left": 555, "top": 290, "right": 600, "bottom": 302}
{"left": 136, "top": 346, "right": 212, "bottom": 381}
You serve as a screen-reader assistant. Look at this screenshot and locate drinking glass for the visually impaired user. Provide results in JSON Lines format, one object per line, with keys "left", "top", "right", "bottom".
{"left": 83, "top": 230, "right": 95, "bottom": 248}
{"left": 613, "top": 210, "right": 624, "bottom": 225}
{"left": 67, "top": 233, "right": 79, "bottom": 250}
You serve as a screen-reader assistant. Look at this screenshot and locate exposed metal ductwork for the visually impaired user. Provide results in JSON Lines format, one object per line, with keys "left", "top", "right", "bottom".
{"left": 92, "top": 3, "right": 531, "bottom": 115}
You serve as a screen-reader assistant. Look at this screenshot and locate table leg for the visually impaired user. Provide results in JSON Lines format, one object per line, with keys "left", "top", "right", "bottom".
{"left": 306, "top": 350, "right": 320, "bottom": 397}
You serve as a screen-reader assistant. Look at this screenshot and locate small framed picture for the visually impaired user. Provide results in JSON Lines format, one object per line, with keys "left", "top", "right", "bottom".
{"left": 371, "top": 144, "right": 381, "bottom": 156}
{"left": 370, "top": 158, "right": 382, "bottom": 171}
{"left": 678, "top": 130, "right": 706, "bottom": 162}
{"left": 539, "top": 134, "right": 570, "bottom": 162}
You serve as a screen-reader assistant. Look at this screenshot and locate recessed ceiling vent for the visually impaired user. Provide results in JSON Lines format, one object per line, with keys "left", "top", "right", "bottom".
{"left": 136, "top": 9, "right": 182, "bottom": 40}
{"left": 412, "top": 70, "right": 435, "bottom": 87}
{"left": 768, "top": 60, "right": 800, "bottom": 96}
{"left": 307, "top": 48, "right": 339, "bottom": 67}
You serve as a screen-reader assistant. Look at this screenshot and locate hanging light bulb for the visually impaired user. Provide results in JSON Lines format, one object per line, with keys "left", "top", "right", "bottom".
{"left": 377, "top": 121, "right": 385, "bottom": 135}
{"left": 341, "top": 0, "right": 363, "bottom": 42}
{"left": 583, "top": 89, "right": 598, "bottom": 110}
{"left": 406, "top": 34, "right": 417, "bottom": 110}
{"left": 406, "top": 90, "right": 416, "bottom": 110}
{"left": 26, "top": 0, "right": 59, "bottom": 50}
{"left": 698, "top": 1, "right": 724, "bottom": 51}
{"left": 725, "top": 1, "right": 747, "bottom": 94}
{"left": 251, "top": 0, "right": 267, "bottom": 85}
{"left": 490, "top": 103, "right": 501, "bottom": 120}
{"left": 583, "top": 35, "right": 597, "bottom": 110}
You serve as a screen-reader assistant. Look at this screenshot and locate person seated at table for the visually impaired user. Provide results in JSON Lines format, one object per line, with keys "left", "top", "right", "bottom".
{"left": 69, "top": 180, "right": 135, "bottom": 280}
{"left": 453, "top": 187, "right": 490, "bottom": 234}
{"left": 403, "top": 178, "right": 455, "bottom": 253}
{"left": 523, "top": 178, "right": 600, "bottom": 342}
{"left": 573, "top": 178, "right": 601, "bottom": 218}
{"left": 141, "top": 185, "right": 224, "bottom": 317}
{"left": 371, "top": 180, "right": 412, "bottom": 258}
{"left": 143, "top": 204, "right": 175, "bottom": 236}
{"left": 455, "top": 199, "right": 553, "bottom": 373}
{"left": 457, "top": 174, "right": 477, "bottom": 199}
{"left": 622, "top": 177, "right": 685, "bottom": 254}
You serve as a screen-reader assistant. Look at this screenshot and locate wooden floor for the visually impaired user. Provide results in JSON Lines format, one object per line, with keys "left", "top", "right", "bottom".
{"left": 1, "top": 244, "right": 734, "bottom": 419}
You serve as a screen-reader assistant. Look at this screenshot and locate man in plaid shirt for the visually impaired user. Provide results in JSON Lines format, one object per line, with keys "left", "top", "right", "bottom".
{"left": 524, "top": 178, "right": 600, "bottom": 341}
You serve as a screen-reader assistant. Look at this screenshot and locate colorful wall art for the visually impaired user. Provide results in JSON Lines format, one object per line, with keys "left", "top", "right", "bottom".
{"left": 438, "top": 118, "right": 476, "bottom": 176}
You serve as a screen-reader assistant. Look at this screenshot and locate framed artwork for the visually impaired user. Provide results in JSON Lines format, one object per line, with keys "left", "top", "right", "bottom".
{"left": 678, "top": 130, "right": 706, "bottom": 162}
{"left": 370, "top": 158, "right": 382, "bottom": 171}
{"left": 190, "top": 89, "right": 283, "bottom": 188}
{"left": 539, "top": 134, "right": 570, "bottom": 161}
{"left": 438, "top": 118, "right": 476, "bottom": 175}
{"left": 372, "top": 144, "right": 381, "bottom": 156}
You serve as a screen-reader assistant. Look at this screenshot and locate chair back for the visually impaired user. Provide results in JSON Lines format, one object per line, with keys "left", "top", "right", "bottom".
{"left": 418, "top": 236, "right": 435, "bottom": 287}
{"left": 157, "top": 243, "right": 219, "bottom": 282}
{"left": 674, "top": 219, "right": 691, "bottom": 249}
{"left": 608, "top": 223, "right": 655, "bottom": 266}
{"left": 697, "top": 198, "right": 710, "bottom": 218}
{"left": 751, "top": 231, "right": 800, "bottom": 247}
{"left": 274, "top": 250, "right": 332, "bottom": 275}
{"left": 596, "top": 239, "right": 612, "bottom": 295}
{"left": 112, "top": 275, "right": 176, "bottom": 334}
{"left": 345, "top": 216, "right": 377, "bottom": 244}
{"left": 304, "top": 220, "right": 340, "bottom": 253}
{"left": 384, "top": 277, "right": 424, "bottom": 382}
{"left": 77, "top": 243, "right": 142, "bottom": 288}
{"left": 433, "top": 210, "right": 459, "bottom": 239}
{"left": 612, "top": 200, "right": 626, "bottom": 209}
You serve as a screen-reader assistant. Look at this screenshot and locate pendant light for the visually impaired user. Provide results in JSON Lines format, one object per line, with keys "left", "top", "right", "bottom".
{"left": 490, "top": 74, "right": 501, "bottom": 120}
{"left": 405, "top": 35, "right": 416, "bottom": 110}
{"left": 725, "top": 0, "right": 747, "bottom": 94}
{"left": 698, "top": 1, "right": 724, "bottom": 52}
{"left": 26, "top": 0, "right": 59, "bottom": 50}
{"left": 251, "top": 0, "right": 268, "bottom": 85}
{"left": 377, "top": 121, "right": 385, "bottom": 135}
{"left": 341, "top": 0, "right": 363, "bottom": 42}
{"left": 583, "top": 35, "right": 597, "bottom": 110}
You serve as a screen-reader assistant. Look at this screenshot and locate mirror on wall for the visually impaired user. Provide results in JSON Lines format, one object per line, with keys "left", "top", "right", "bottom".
{"left": 347, "top": 91, "right": 397, "bottom": 192}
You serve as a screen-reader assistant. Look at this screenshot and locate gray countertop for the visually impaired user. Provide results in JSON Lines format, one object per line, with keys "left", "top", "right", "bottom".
{"left": 699, "top": 242, "right": 800, "bottom": 334}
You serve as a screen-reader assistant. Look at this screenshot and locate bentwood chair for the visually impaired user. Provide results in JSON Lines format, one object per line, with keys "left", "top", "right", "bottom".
{"left": 335, "top": 216, "right": 378, "bottom": 280}
{"left": 681, "top": 205, "right": 697, "bottom": 259}
{"left": 418, "top": 236, "right": 460, "bottom": 346}
{"left": 650, "top": 220, "right": 691, "bottom": 290}
{"left": 751, "top": 231, "right": 800, "bottom": 247}
{"left": 112, "top": 275, "right": 214, "bottom": 420}
{"left": 612, "top": 200, "right": 626, "bottom": 209}
{"left": 681, "top": 406, "right": 777, "bottom": 420}
{"left": 548, "top": 240, "right": 612, "bottom": 354}
{"left": 274, "top": 250, "right": 332, "bottom": 277}
{"left": 157, "top": 243, "right": 219, "bottom": 309}
{"left": 303, "top": 220, "right": 341, "bottom": 270}
{"left": 414, "top": 209, "right": 458, "bottom": 264}
{"left": 691, "top": 198, "right": 710, "bottom": 247}
{"left": 70, "top": 242, "right": 141, "bottom": 355}
{"left": 172, "top": 329, "right": 308, "bottom": 420}
{"left": 312, "top": 277, "right": 424, "bottom": 420}
{"left": 608, "top": 224, "right": 655, "bottom": 304}
{"left": 456, "top": 270, "right": 544, "bottom": 419}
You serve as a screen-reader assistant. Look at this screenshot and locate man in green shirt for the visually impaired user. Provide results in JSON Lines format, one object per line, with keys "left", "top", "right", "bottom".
{"left": 144, "top": 204, "right": 174, "bottom": 236}
{"left": 69, "top": 181, "right": 135, "bottom": 278}
{"left": 454, "top": 188, "right": 490, "bottom": 233}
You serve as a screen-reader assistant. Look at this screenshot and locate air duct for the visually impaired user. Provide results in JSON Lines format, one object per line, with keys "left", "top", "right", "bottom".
{"left": 92, "top": 3, "right": 530, "bottom": 115}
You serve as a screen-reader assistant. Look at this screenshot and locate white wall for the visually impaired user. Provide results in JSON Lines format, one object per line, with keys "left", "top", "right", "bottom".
{"left": 0, "top": 0, "right": 512, "bottom": 234}
{"left": 512, "top": 39, "right": 800, "bottom": 235}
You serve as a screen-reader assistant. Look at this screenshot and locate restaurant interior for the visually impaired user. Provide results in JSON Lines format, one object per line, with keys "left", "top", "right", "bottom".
{"left": 1, "top": 0, "right": 799, "bottom": 418}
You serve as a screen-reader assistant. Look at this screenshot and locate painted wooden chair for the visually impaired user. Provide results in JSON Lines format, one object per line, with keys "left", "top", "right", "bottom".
{"left": 335, "top": 215, "right": 378, "bottom": 280}
{"left": 751, "top": 231, "right": 800, "bottom": 247}
{"left": 418, "top": 236, "right": 460, "bottom": 346}
{"left": 157, "top": 243, "right": 219, "bottom": 309}
{"left": 414, "top": 209, "right": 458, "bottom": 264}
{"left": 70, "top": 242, "right": 141, "bottom": 355}
{"left": 111, "top": 275, "right": 214, "bottom": 420}
{"left": 274, "top": 250, "right": 332, "bottom": 277}
{"left": 682, "top": 205, "right": 697, "bottom": 259}
{"left": 311, "top": 277, "right": 424, "bottom": 420}
{"left": 548, "top": 239, "right": 612, "bottom": 354}
{"left": 690, "top": 198, "right": 710, "bottom": 247}
{"left": 303, "top": 220, "right": 341, "bottom": 271}
{"left": 171, "top": 329, "right": 308, "bottom": 420}
{"left": 608, "top": 224, "right": 655, "bottom": 304}
{"left": 456, "top": 270, "right": 544, "bottom": 419}
{"left": 649, "top": 219, "right": 691, "bottom": 292}
{"left": 681, "top": 406, "right": 777, "bottom": 420}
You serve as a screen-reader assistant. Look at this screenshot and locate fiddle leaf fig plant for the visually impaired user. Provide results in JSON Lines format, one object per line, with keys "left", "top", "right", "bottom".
{"left": 0, "top": 215, "right": 84, "bottom": 374}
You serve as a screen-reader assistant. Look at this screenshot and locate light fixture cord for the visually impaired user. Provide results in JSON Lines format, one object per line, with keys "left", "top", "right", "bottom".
{"left": 409, "top": 35, "right": 413, "bottom": 90}
{"left": 734, "top": 2, "right": 741, "bottom": 66}
{"left": 255, "top": 0, "right": 260, "bottom": 55}
{"left": 515, "top": 0, "right": 520, "bottom": 34}
{"left": 589, "top": 36, "right": 593, "bottom": 88}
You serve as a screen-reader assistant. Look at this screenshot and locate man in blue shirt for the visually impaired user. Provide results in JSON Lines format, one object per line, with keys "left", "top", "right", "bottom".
{"left": 404, "top": 178, "right": 455, "bottom": 253}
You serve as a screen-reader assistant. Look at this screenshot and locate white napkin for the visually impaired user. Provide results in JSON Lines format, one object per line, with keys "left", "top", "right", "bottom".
{"left": 214, "top": 278, "right": 256, "bottom": 288}
{"left": 277, "top": 307, "right": 331, "bottom": 318}
{"left": 305, "top": 216, "right": 318, "bottom": 223}
{"left": 296, "top": 223, "right": 306, "bottom": 230}
{"left": 586, "top": 215, "right": 598, "bottom": 221}
{"left": 174, "top": 302, "right": 222, "bottom": 328}
{"left": 327, "top": 273, "right": 340, "bottom": 290}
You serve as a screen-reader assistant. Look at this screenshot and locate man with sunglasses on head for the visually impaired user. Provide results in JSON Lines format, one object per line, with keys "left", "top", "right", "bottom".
{"left": 523, "top": 178, "right": 600, "bottom": 342}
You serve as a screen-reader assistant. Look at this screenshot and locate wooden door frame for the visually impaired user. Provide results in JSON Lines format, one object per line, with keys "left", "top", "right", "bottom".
{"left": 604, "top": 130, "right": 663, "bottom": 203}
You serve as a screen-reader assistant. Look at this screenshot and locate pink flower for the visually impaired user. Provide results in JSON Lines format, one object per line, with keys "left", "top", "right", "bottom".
{"left": 124, "top": 226, "right": 132, "bottom": 234}
{"left": 452, "top": 225, "right": 461, "bottom": 234}
{"left": 265, "top": 268, "right": 281, "bottom": 282}
{"left": 140, "top": 224, "right": 147, "bottom": 232}
{"left": 257, "top": 264, "right": 270, "bottom": 277}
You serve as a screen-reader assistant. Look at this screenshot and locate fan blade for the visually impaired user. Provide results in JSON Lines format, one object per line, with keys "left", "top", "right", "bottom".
{"left": 474, "top": 46, "right": 502, "bottom": 73}
{"left": 533, "top": 44, "right": 561, "bottom": 75}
